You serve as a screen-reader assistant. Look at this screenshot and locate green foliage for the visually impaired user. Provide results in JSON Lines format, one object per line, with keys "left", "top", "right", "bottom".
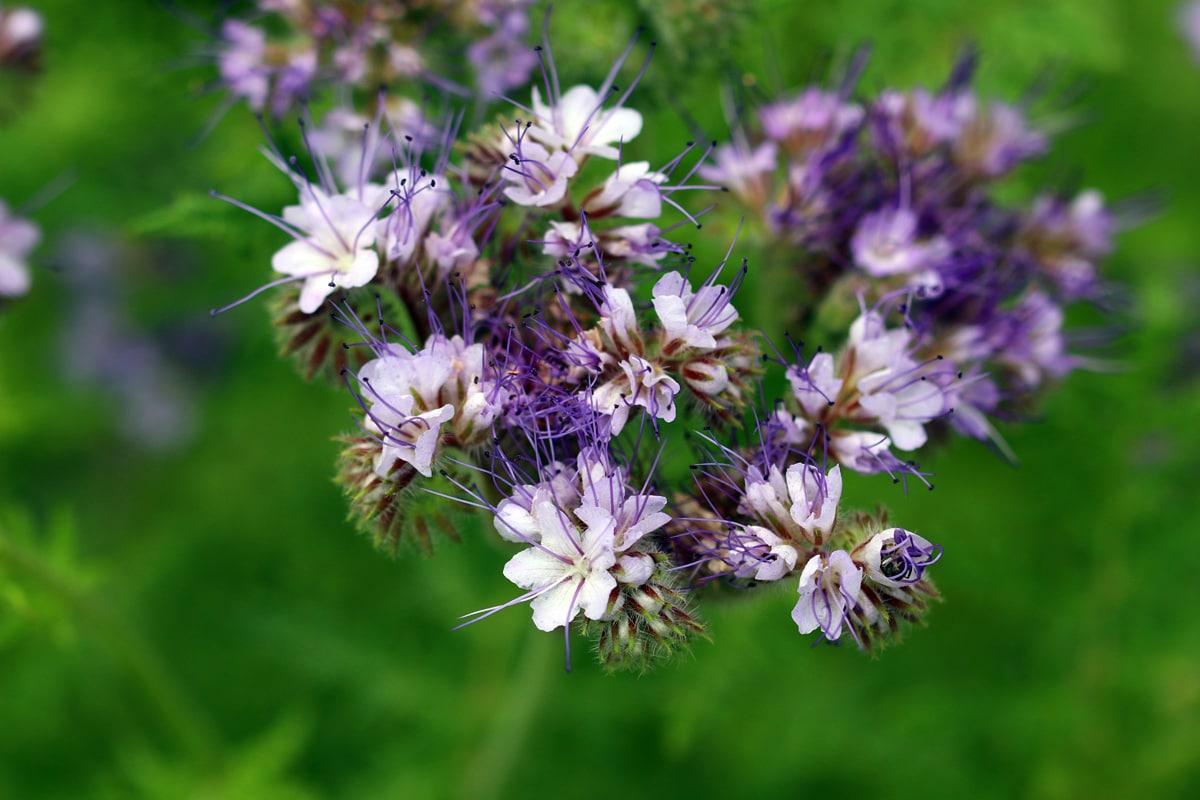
{"left": 0, "top": 507, "right": 94, "bottom": 647}
{"left": 109, "top": 716, "right": 316, "bottom": 800}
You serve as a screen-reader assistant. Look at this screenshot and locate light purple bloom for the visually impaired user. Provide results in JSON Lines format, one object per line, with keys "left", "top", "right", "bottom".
{"left": 785, "top": 462, "right": 842, "bottom": 540}
{"left": 651, "top": 270, "right": 740, "bottom": 352}
{"left": 529, "top": 83, "right": 643, "bottom": 161}
{"left": 697, "top": 141, "right": 777, "bottom": 198}
{"left": 846, "top": 312, "right": 952, "bottom": 451}
{"left": 217, "top": 21, "right": 269, "bottom": 109}
{"left": 787, "top": 352, "right": 843, "bottom": 417}
{"left": 0, "top": 4, "right": 42, "bottom": 65}
{"left": 589, "top": 354, "right": 680, "bottom": 435}
{"left": 501, "top": 137, "right": 578, "bottom": 207}
{"left": 1181, "top": 1, "right": 1200, "bottom": 61}
{"left": 792, "top": 550, "right": 865, "bottom": 642}
{"left": 957, "top": 101, "right": 1046, "bottom": 177}
{"left": 851, "top": 208, "right": 949, "bottom": 279}
{"left": 271, "top": 186, "right": 389, "bottom": 313}
{"left": 358, "top": 334, "right": 507, "bottom": 476}
{"left": 759, "top": 88, "right": 863, "bottom": 147}
{"left": 728, "top": 525, "right": 799, "bottom": 582}
{"left": 586, "top": 161, "right": 666, "bottom": 218}
{"left": 0, "top": 199, "right": 38, "bottom": 297}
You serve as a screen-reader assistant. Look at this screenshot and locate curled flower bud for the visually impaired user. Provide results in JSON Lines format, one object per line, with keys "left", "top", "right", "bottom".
{"left": 856, "top": 528, "right": 941, "bottom": 587}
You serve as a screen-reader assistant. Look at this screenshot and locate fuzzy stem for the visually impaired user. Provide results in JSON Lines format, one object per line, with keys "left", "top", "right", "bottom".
{"left": 0, "top": 532, "right": 222, "bottom": 765}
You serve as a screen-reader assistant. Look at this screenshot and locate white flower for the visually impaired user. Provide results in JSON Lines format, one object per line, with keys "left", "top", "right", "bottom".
{"left": 792, "top": 550, "right": 864, "bottom": 641}
{"left": 598, "top": 284, "right": 642, "bottom": 355}
{"left": 358, "top": 335, "right": 506, "bottom": 476}
{"left": 272, "top": 186, "right": 388, "bottom": 313}
{"left": 787, "top": 352, "right": 843, "bottom": 417}
{"left": 697, "top": 141, "right": 777, "bottom": 196}
{"left": 529, "top": 84, "right": 643, "bottom": 161}
{"left": 785, "top": 463, "right": 842, "bottom": 539}
{"left": 589, "top": 355, "right": 680, "bottom": 435}
{"left": 733, "top": 525, "right": 799, "bottom": 582}
{"left": 851, "top": 208, "right": 949, "bottom": 278}
{"left": 502, "top": 499, "right": 618, "bottom": 631}
{"left": 740, "top": 463, "right": 841, "bottom": 542}
{"left": 501, "top": 140, "right": 578, "bottom": 207}
{"left": 585, "top": 161, "right": 665, "bottom": 218}
{"left": 857, "top": 528, "right": 941, "bottom": 588}
{"left": 651, "top": 271, "right": 739, "bottom": 351}
{"left": 379, "top": 172, "right": 448, "bottom": 263}
{"left": 367, "top": 402, "right": 455, "bottom": 478}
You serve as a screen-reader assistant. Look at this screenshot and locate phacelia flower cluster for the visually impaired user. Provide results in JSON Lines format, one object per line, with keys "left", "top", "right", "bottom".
{"left": 210, "top": 26, "right": 1126, "bottom": 671}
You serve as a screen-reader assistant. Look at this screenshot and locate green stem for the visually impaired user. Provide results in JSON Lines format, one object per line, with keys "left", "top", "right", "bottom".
{"left": 0, "top": 533, "right": 222, "bottom": 765}
{"left": 458, "top": 627, "right": 553, "bottom": 800}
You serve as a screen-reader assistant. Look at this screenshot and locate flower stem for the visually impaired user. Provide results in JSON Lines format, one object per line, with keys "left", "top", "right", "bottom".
{"left": 457, "top": 626, "right": 552, "bottom": 800}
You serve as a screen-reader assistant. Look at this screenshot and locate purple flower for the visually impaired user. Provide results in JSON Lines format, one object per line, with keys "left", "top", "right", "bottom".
{"left": 697, "top": 140, "right": 777, "bottom": 201}
{"left": 990, "top": 290, "right": 1074, "bottom": 390}
{"left": 468, "top": 21, "right": 538, "bottom": 97}
{"left": 955, "top": 101, "right": 1046, "bottom": 177}
{"left": 851, "top": 208, "right": 950, "bottom": 283}
{"left": 759, "top": 88, "right": 863, "bottom": 151}
{"left": 1022, "top": 190, "right": 1114, "bottom": 300}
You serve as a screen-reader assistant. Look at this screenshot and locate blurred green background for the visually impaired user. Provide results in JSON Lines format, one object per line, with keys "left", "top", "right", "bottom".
{"left": 2, "top": 0, "right": 1199, "bottom": 797}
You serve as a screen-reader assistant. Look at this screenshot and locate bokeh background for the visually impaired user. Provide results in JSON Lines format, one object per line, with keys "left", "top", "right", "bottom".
{"left": 2, "top": 0, "right": 1199, "bottom": 797}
